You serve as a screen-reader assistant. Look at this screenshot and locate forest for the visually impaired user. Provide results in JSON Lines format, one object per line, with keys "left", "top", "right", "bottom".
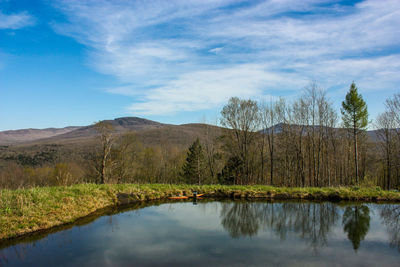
{"left": 0, "top": 82, "right": 399, "bottom": 190}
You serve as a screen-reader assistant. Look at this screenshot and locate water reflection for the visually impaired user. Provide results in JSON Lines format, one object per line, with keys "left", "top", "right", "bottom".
{"left": 0, "top": 214, "right": 121, "bottom": 265}
{"left": 342, "top": 205, "right": 370, "bottom": 251}
{"left": 1, "top": 200, "right": 400, "bottom": 267}
{"left": 220, "top": 202, "right": 339, "bottom": 250}
{"left": 380, "top": 205, "right": 400, "bottom": 251}
{"left": 221, "top": 202, "right": 261, "bottom": 238}
{"left": 0, "top": 251, "right": 8, "bottom": 265}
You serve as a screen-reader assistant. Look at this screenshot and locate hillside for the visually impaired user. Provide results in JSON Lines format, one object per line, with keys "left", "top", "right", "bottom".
{"left": 0, "top": 118, "right": 384, "bottom": 148}
{"left": 52, "top": 117, "right": 165, "bottom": 141}
{"left": 0, "top": 127, "right": 81, "bottom": 145}
{"left": 0, "top": 117, "right": 166, "bottom": 145}
{"left": 0, "top": 118, "right": 223, "bottom": 168}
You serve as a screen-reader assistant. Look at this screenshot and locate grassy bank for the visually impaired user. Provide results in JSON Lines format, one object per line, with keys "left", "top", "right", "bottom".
{"left": 1, "top": 184, "right": 400, "bottom": 240}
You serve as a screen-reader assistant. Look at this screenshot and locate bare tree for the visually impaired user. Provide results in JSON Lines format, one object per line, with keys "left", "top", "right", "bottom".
{"left": 386, "top": 93, "right": 400, "bottom": 128}
{"left": 220, "top": 97, "right": 260, "bottom": 184}
{"left": 292, "top": 97, "right": 308, "bottom": 186}
{"left": 325, "top": 104, "right": 339, "bottom": 186}
{"left": 94, "top": 121, "right": 115, "bottom": 184}
{"left": 112, "top": 132, "right": 142, "bottom": 183}
{"left": 376, "top": 111, "right": 396, "bottom": 189}
{"left": 260, "top": 99, "right": 282, "bottom": 185}
{"left": 201, "top": 117, "right": 223, "bottom": 184}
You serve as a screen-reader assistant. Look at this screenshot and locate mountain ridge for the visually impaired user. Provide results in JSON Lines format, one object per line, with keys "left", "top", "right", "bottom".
{"left": 0, "top": 117, "right": 167, "bottom": 145}
{"left": 0, "top": 117, "right": 385, "bottom": 146}
{"left": 0, "top": 126, "right": 81, "bottom": 145}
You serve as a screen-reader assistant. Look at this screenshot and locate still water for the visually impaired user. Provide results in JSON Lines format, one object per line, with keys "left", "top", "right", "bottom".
{"left": 1, "top": 200, "right": 399, "bottom": 266}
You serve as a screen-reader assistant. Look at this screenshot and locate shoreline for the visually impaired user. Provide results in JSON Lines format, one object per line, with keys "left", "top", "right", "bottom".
{"left": 1, "top": 184, "right": 400, "bottom": 242}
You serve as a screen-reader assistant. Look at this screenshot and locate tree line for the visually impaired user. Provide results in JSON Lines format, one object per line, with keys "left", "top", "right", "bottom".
{"left": 214, "top": 81, "right": 371, "bottom": 187}
{"left": 184, "top": 81, "right": 398, "bottom": 189}
{"left": 0, "top": 82, "right": 399, "bottom": 189}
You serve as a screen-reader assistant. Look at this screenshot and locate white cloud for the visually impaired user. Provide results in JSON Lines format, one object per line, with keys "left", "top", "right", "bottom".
{"left": 0, "top": 11, "right": 35, "bottom": 29}
{"left": 209, "top": 47, "right": 223, "bottom": 54}
{"left": 127, "top": 64, "right": 297, "bottom": 115}
{"left": 51, "top": 0, "right": 400, "bottom": 115}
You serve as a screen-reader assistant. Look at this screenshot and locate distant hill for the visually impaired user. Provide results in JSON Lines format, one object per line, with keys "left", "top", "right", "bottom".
{"left": 0, "top": 118, "right": 223, "bottom": 152}
{"left": 0, "top": 118, "right": 223, "bottom": 167}
{"left": 0, "top": 127, "right": 81, "bottom": 145}
{"left": 42, "top": 117, "right": 166, "bottom": 143}
{"left": 0, "top": 118, "right": 384, "bottom": 146}
{"left": 0, "top": 117, "right": 166, "bottom": 145}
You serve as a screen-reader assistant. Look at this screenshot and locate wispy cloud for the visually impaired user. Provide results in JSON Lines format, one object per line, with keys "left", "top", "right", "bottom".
{"left": 0, "top": 11, "right": 35, "bottom": 29}
{"left": 52, "top": 0, "right": 400, "bottom": 115}
{"left": 127, "top": 64, "right": 292, "bottom": 115}
{"left": 209, "top": 47, "right": 223, "bottom": 54}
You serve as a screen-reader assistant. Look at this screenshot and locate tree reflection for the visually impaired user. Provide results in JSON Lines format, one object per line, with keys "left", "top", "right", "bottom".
{"left": 221, "top": 202, "right": 261, "bottom": 238}
{"left": 220, "top": 201, "right": 339, "bottom": 250}
{"left": 342, "top": 205, "right": 370, "bottom": 251}
{"left": 380, "top": 205, "right": 400, "bottom": 251}
{"left": 0, "top": 251, "right": 8, "bottom": 265}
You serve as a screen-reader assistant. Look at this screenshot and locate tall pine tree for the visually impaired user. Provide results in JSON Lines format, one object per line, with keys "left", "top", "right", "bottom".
{"left": 341, "top": 82, "right": 368, "bottom": 184}
{"left": 182, "top": 138, "right": 206, "bottom": 184}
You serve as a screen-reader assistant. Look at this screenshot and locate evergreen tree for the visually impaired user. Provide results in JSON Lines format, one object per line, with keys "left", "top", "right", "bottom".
{"left": 218, "top": 156, "right": 244, "bottom": 185}
{"left": 182, "top": 138, "right": 206, "bottom": 184}
{"left": 342, "top": 205, "right": 370, "bottom": 251}
{"left": 341, "top": 82, "right": 368, "bottom": 184}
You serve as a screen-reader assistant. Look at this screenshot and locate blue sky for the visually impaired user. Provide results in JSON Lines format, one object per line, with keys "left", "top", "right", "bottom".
{"left": 0, "top": 0, "right": 399, "bottom": 130}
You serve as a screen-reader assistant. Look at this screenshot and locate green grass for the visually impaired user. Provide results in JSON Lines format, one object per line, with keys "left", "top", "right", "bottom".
{"left": 1, "top": 183, "right": 400, "bottom": 240}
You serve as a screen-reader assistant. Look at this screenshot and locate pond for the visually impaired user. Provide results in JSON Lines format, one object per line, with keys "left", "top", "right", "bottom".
{"left": 0, "top": 200, "right": 399, "bottom": 266}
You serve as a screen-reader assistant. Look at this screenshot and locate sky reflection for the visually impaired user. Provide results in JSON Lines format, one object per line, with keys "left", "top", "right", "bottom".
{"left": 1, "top": 201, "right": 399, "bottom": 267}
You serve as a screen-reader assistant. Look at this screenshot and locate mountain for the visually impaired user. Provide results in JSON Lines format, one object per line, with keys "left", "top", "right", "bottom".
{"left": 42, "top": 117, "right": 166, "bottom": 143}
{"left": 0, "top": 127, "right": 81, "bottom": 145}
{"left": 0, "top": 117, "right": 224, "bottom": 162}
{"left": 1, "top": 117, "right": 384, "bottom": 146}
{"left": 0, "top": 118, "right": 223, "bottom": 168}
{"left": 0, "top": 117, "right": 165, "bottom": 145}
